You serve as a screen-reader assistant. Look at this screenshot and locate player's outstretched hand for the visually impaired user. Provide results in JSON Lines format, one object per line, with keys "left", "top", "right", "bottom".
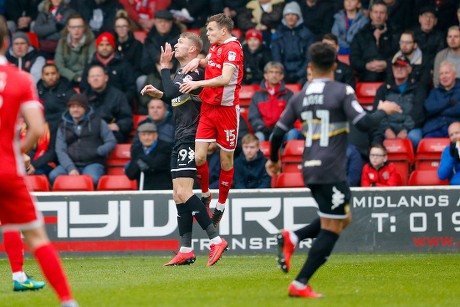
{"left": 265, "top": 160, "right": 281, "bottom": 177}
{"left": 140, "top": 84, "right": 163, "bottom": 98}
{"left": 182, "top": 57, "right": 200, "bottom": 74}
{"left": 377, "top": 100, "right": 402, "bottom": 115}
{"left": 160, "top": 43, "right": 174, "bottom": 67}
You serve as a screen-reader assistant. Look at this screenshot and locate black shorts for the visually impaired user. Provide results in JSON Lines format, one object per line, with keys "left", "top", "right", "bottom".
{"left": 308, "top": 182, "right": 351, "bottom": 219}
{"left": 171, "top": 137, "right": 196, "bottom": 179}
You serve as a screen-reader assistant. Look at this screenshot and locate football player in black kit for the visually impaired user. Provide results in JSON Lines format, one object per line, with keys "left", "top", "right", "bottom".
{"left": 141, "top": 32, "right": 228, "bottom": 267}
{"left": 265, "top": 42, "right": 402, "bottom": 298}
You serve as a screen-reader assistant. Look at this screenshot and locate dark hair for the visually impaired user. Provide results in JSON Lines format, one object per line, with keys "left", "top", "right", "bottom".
{"left": 370, "top": 143, "right": 387, "bottom": 155}
{"left": 88, "top": 63, "right": 107, "bottom": 75}
{"left": 370, "top": 0, "right": 387, "bottom": 12}
{"left": 42, "top": 63, "right": 59, "bottom": 73}
{"left": 0, "top": 16, "right": 7, "bottom": 50}
{"left": 207, "top": 13, "right": 234, "bottom": 32}
{"left": 400, "top": 30, "right": 417, "bottom": 44}
{"left": 309, "top": 42, "right": 336, "bottom": 72}
{"left": 322, "top": 33, "right": 338, "bottom": 45}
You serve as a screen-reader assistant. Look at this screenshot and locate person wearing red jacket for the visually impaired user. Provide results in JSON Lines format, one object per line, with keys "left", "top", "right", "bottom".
{"left": 361, "top": 144, "right": 401, "bottom": 187}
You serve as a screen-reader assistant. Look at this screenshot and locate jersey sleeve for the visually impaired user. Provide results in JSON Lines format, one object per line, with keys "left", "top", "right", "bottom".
{"left": 222, "top": 42, "right": 243, "bottom": 69}
{"left": 342, "top": 84, "right": 366, "bottom": 125}
{"left": 19, "top": 72, "right": 41, "bottom": 111}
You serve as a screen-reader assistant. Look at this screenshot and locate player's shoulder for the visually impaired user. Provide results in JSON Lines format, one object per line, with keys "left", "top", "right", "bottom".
{"left": 325, "top": 80, "right": 355, "bottom": 96}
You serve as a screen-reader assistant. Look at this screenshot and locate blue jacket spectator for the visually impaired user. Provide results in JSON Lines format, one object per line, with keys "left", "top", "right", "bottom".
{"left": 438, "top": 122, "right": 460, "bottom": 185}
{"left": 423, "top": 62, "right": 460, "bottom": 138}
{"left": 331, "top": 7, "right": 368, "bottom": 55}
{"left": 347, "top": 144, "right": 364, "bottom": 187}
{"left": 271, "top": 2, "right": 314, "bottom": 84}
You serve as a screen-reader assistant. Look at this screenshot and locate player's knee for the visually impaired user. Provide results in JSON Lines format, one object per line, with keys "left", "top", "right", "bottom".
{"left": 195, "top": 154, "right": 207, "bottom": 166}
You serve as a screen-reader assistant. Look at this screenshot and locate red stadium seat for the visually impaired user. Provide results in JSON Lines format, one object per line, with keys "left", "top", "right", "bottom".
{"left": 285, "top": 83, "right": 302, "bottom": 93}
{"left": 133, "top": 31, "right": 147, "bottom": 43}
{"left": 107, "top": 144, "right": 131, "bottom": 174}
{"left": 337, "top": 54, "right": 350, "bottom": 65}
{"left": 281, "top": 140, "right": 305, "bottom": 173}
{"left": 273, "top": 172, "right": 304, "bottom": 188}
{"left": 383, "top": 139, "right": 415, "bottom": 185}
{"left": 408, "top": 170, "right": 448, "bottom": 186}
{"left": 356, "top": 82, "right": 383, "bottom": 108}
{"left": 24, "top": 175, "right": 50, "bottom": 192}
{"left": 259, "top": 141, "right": 270, "bottom": 159}
{"left": 239, "top": 108, "right": 252, "bottom": 133}
{"left": 130, "top": 115, "right": 147, "bottom": 140}
{"left": 52, "top": 175, "right": 94, "bottom": 191}
{"left": 231, "top": 28, "right": 243, "bottom": 39}
{"left": 415, "top": 138, "right": 450, "bottom": 170}
{"left": 97, "top": 175, "right": 137, "bottom": 191}
{"left": 26, "top": 32, "right": 39, "bottom": 50}
{"left": 239, "top": 85, "right": 259, "bottom": 107}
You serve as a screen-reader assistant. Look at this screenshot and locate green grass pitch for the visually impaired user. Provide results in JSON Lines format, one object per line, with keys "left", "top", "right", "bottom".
{"left": 0, "top": 253, "right": 458, "bottom": 306}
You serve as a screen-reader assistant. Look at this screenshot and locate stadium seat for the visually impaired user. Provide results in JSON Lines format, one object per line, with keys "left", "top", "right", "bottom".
{"left": 231, "top": 28, "right": 243, "bottom": 39}
{"left": 285, "top": 83, "right": 302, "bottom": 93}
{"left": 408, "top": 170, "right": 449, "bottom": 186}
{"left": 97, "top": 175, "right": 137, "bottom": 191}
{"left": 239, "top": 108, "right": 253, "bottom": 133}
{"left": 383, "top": 139, "right": 415, "bottom": 185}
{"left": 239, "top": 85, "right": 259, "bottom": 107}
{"left": 133, "top": 31, "right": 147, "bottom": 43}
{"left": 259, "top": 141, "right": 270, "bottom": 158}
{"left": 107, "top": 144, "right": 131, "bottom": 175}
{"left": 24, "top": 175, "right": 50, "bottom": 192}
{"left": 415, "top": 138, "right": 450, "bottom": 170}
{"left": 26, "top": 32, "right": 39, "bottom": 50}
{"left": 130, "top": 115, "right": 147, "bottom": 140}
{"left": 273, "top": 172, "right": 304, "bottom": 188}
{"left": 337, "top": 54, "right": 350, "bottom": 65}
{"left": 355, "top": 82, "right": 383, "bottom": 108}
{"left": 52, "top": 175, "right": 94, "bottom": 191}
{"left": 281, "top": 140, "right": 305, "bottom": 173}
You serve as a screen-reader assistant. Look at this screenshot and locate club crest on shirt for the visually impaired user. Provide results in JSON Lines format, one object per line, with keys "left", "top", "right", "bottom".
{"left": 228, "top": 51, "right": 236, "bottom": 61}
{"left": 183, "top": 75, "right": 193, "bottom": 82}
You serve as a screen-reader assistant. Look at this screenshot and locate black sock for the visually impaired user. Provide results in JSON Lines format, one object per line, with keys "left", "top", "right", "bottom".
{"left": 294, "top": 218, "right": 321, "bottom": 241}
{"left": 295, "top": 229, "right": 339, "bottom": 285}
{"left": 186, "top": 195, "right": 213, "bottom": 230}
{"left": 176, "top": 203, "right": 193, "bottom": 247}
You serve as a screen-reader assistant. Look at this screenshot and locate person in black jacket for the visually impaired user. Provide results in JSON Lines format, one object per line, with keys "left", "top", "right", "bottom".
{"left": 242, "top": 28, "right": 272, "bottom": 85}
{"left": 125, "top": 122, "right": 173, "bottom": 190}
{"left": 70, "top": 0, "right": 122, "bottom": 37}
{"left": 322, "top": 33, "right": 356, "bottom": 89}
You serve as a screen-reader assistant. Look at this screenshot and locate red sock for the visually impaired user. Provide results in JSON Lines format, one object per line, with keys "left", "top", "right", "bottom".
{"left": 3, "top": 231, "right": 24, "bottom": 273}
{"left": 196, "top": 161, "right": 210, "bottom": 193}
{"left": 218, "top": 168, "right": 234, "bottom": 204}
{"left": 34, "top": 243, "right": 72, "bottom": 302}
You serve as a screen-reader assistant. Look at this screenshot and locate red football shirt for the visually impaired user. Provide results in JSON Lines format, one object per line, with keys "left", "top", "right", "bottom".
{"left": 200, "top": 37, "right": 243, "bottom": 106}
{"left": 0, "top": 56, "right": 41, "bottom": 176}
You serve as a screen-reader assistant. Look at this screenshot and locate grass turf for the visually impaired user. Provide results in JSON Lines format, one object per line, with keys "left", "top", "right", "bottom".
{"left": 0, "top": 253, "right": 458, "bottom": 306}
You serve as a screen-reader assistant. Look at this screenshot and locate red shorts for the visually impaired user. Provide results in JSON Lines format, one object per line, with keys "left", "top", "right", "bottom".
{"left": 0, "top": 175, "right": 43, "bottom": 231}
{"left": 196, "top": 103, "right": 240, "bottom": 151}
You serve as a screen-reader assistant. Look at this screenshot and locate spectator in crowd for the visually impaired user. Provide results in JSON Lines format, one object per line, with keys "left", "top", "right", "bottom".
{"left": 298, "top": 0, "right": 335, "bottom": 42}
{"left": 423, "top": 61, "right": 460, "bottom": 138}
{"left": 233, "top": 134, "right": 271, "bottom": 189}
{"left": 370, "top": 56, "right": 426, "bottom": 149}
{"left": 70, "top": 0, "right": 122, "bottom": 37}
{"left": 413, "top": 0, "right": 458, "bottom": 33}
{"left": 216, "top": 0, "right": 248, "bottom": 23}
{"left": 322, "top": 33, "right": 356, "bottom": 89}
{"left": 271, "top": 1, "right": 314, "bottom": 84}
{"left": 80, "top": 31, "right": 137, "bottom": 103}
{"left": 118, "top": 0, "right": 171, "bottom": 31}
{"left": 54, "top": 13, "right": 96, "bottom": 86}
{"left": 380, "top": 0, "right": 411, "bottom": 35}
{"left": 125, "top": 122, "right": 173, "bottom": 190}
{"left": 141, "top": 10, "right": 181, "bottom": 77}
{"left": 49, "top": 93, "right": 117, "bottom": 187}
{"left": 170, "top": 0, "right": 216, "bottom": 30}
{"left": 242, "top": 28, "right": 272, "bottom": 85}
{"left": 6, "top": 32, "right": 46, "bottom": 83}
{"left": 236, "top": 0, "right": 284, "bottom": 45}
{"left": 85, "top": 64, "right": 134, "bottom": 143}
{"left": 21, "top": 121, "right": 56, "bottom": 176}
{"left": 433, "top": 26, "right": 460, "bottom": 87}
{"left": 438, "top": 121, "right": 460, "bottom": 185}
{"left": 392, "top": 30, "right": 430, "bottom": 86}
{"left": 347, "top": 144, "right": 364, "bottom": 187}
{"left": 361, "top": 143, "right": 401, "bottom": 186}
{"left": 350, "top": 1, "right": 398, "bottom": 82}
{"left": 34, "top": 0, "right": 76, "bottom": 58}
{"left": 5, "top": 0, "right": 38, "bottom": 32}
{"left": 248, "top": 61, "right": 300, "bottom": 141}
{"left": 113, "top": 10, "right": 144, "bottom": 90}
{"left": 134, "top": 98, "right": 175, "bottom": 145}
{"left": 412, "top": 6, "right": 445, "bottom": 73}
{"left": 331, "top": 0, "right": 369, "bottom": 55}
{"left": 37, "top": 63, "right": 77, "bottom": 135}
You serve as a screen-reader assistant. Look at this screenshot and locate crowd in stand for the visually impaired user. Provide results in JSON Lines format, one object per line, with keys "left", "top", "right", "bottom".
{"left": 2, "top": 0, "right": 460, "bottom": 189}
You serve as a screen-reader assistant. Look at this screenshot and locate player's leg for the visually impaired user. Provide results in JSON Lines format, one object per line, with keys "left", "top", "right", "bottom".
{"left": 3, "top": 230, "right": 45, "bottom": 291}
{"left": 288, "top": 183, "right": 351, "bottom": 298}
{"left": 195, "top": 141, "right": 212, "bottom": 210}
